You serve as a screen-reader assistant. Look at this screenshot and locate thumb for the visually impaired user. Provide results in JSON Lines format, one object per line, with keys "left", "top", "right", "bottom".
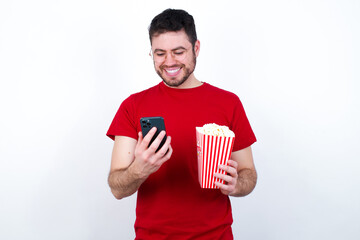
{"left": 137, "top": 131, "right": 143, "bottom": 144}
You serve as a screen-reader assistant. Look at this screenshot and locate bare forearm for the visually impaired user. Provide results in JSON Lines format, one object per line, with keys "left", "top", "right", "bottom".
{"left": 108, "top": 164, "right": 146, "bottom": 200}
{"left": 230, "top": 168, "right": 257, "bottom": 197}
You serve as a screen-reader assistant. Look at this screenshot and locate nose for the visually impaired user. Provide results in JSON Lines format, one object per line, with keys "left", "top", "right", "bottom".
{"left": 163, "top": 52, "right": 177, "bottom": 65}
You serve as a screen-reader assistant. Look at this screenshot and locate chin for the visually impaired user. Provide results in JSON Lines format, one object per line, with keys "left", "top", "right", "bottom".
{"left": 158, "top": 68, "right": 194, "bottom": 87}
{"left": 162, "top": 78, "right": 187, "bottom": 87}
{"left": 157, "top": 70, "right": 188, "bottom": 87}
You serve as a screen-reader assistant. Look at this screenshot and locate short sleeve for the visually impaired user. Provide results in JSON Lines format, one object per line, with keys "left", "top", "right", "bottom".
{"left": 230, "top": 97, "right": 257, "bottom": 151}
{"left": 106, "top": 96, "right": 138, "bottom": 141}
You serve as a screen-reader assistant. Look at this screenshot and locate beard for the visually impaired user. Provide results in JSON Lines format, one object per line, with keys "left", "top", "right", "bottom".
{"left": 156, "top": 54, "right": 197, "bottom": 87}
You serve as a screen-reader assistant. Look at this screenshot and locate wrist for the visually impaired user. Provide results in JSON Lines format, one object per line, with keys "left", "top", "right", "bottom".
{"left": 128, "top": 159, "right": 148, "bottom": 182}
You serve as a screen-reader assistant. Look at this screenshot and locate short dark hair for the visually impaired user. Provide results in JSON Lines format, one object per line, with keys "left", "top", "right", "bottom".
{"left": 148, "top": 9, "right": 197, "bottom": 47}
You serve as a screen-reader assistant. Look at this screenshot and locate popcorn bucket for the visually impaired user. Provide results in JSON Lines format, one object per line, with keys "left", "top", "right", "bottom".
{"left": 196, "top": 127, "right": 235, "bottom": 189}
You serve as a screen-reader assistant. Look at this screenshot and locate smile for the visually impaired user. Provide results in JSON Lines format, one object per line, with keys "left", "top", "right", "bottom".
{"left": 165, "top": 68, "right": 181, "bottom": 74}
{"left": 163, "top": 67, "right": 182, "bottom": 77}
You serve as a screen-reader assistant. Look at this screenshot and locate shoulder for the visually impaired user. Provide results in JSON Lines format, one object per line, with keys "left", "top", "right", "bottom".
{"left": 125, "top": 83, "right": 161, "bottom": 103}
{"left": 204, "top": 83, "right": 240, "bottom": 101}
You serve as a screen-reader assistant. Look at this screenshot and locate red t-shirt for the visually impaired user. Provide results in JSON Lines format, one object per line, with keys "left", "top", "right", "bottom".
{"left": 107, "top": 82, "right": 256, "bottom": 239}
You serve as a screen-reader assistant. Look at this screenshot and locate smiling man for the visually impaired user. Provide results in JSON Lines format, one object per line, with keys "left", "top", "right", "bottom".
{"left": 107, "top": 9, "right": 257, "bottom": 239}
{"left": 151, "top": 30, "right": 200, "bottom": 88}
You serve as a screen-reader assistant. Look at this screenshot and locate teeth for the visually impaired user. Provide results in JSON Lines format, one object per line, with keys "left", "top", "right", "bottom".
{"left": 165, "top": 68, "right": 180, "bottom": 73}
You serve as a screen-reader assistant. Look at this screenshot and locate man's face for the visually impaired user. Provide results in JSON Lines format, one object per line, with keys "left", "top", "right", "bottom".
{"left": 150, "top": 30, "right": 200, "bottom": 87}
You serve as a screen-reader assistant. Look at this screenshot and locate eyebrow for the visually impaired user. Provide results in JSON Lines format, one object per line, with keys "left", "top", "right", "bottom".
{"left": 153, "top": 46, "right": 187, "bottom": 53}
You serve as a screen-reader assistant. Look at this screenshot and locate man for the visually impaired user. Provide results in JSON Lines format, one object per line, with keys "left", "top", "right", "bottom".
{"left": 107, "top": 9, "right": 257, "bottom": 239}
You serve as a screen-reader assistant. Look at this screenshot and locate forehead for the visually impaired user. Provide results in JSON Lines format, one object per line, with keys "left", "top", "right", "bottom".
{"left": 151, "top": 30, "right": 192, "bottom": 50}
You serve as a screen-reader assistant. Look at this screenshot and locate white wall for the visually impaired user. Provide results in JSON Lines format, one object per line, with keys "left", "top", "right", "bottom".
{"left": 1, "top": 0, "right": 359, "bottom": 239}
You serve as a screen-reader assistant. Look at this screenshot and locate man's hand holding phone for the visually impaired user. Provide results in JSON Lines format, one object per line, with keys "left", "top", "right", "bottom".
{"left": 132, "top": 125, "right": 173, "bottom": 180}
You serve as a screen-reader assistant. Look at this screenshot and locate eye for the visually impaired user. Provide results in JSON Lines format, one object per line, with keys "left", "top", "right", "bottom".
{"left": 174, "top": 51, "right": 185, "bottom": 55}
{"left": 155, "top": 53, "right": 165, "bottom": 57}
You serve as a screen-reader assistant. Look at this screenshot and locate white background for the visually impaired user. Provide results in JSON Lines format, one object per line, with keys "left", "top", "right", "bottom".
{"left": 1, "top": 0, "right": 359, "bottom": 239}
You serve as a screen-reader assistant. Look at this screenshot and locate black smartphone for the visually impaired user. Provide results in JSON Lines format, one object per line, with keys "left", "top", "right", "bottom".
{"left": 140, "top": 117, "right": 167, "bottom": 152}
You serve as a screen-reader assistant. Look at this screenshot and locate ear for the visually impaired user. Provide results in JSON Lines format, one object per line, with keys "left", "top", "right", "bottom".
{"left": 194, "top": 40, "right": 200, "bottom": 57}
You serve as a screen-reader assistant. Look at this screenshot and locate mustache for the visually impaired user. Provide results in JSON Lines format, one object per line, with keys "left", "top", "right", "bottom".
{"left": 160, "top": 64, "right": 184, "bottom": 69}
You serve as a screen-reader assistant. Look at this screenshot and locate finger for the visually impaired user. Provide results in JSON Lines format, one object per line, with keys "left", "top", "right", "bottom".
{"left": 148, "top": 130, "right": 166, "bottom": 153}
{"left": 214, "top": 180, "right": 227, "bottom": 188}
{"left": 147, "top": 137, "right": 172, "bottom": 169}
{"left": 214, "top": 181, "right": 232, "bottom": 194}
{"left": 157, "top": 138, "right": 173, "bottom": 165}
{"left": 156, "top": 135, "right": 172, "bottom": 157}
{"left": 218, "top": 164, "right": 238, "bottom": 177}
{"left": 137, "top": 131, "right": 143, "bottom": 144}
{"left": 227, "top": 159, "right": 238, "bottom": 169}
{"left": 140, "top": 127, "right": 157, "bottom": 149}
{"left": 215, "top": 178, "right": 235, "bottom": 190}
{"left": 214, "top": 172, "right": 234, "bottom": 184}
{"left": 135, "top": 132, "right": 144, "bottom": 154}
{"left": 166, "top": 143, "right": 173, "bottom": 158}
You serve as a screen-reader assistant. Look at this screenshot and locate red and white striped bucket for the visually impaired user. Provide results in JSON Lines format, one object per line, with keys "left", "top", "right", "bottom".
{"left": 196, "top": 127, "right": 235, "bottom": 189}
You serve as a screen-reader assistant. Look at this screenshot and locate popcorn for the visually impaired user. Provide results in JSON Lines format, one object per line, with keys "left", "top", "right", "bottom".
{"left": 196, "top": 124, "right": 235, "bottom": 189}
{"left": 197, "top": 123, "right": 235, "bottom": 137}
